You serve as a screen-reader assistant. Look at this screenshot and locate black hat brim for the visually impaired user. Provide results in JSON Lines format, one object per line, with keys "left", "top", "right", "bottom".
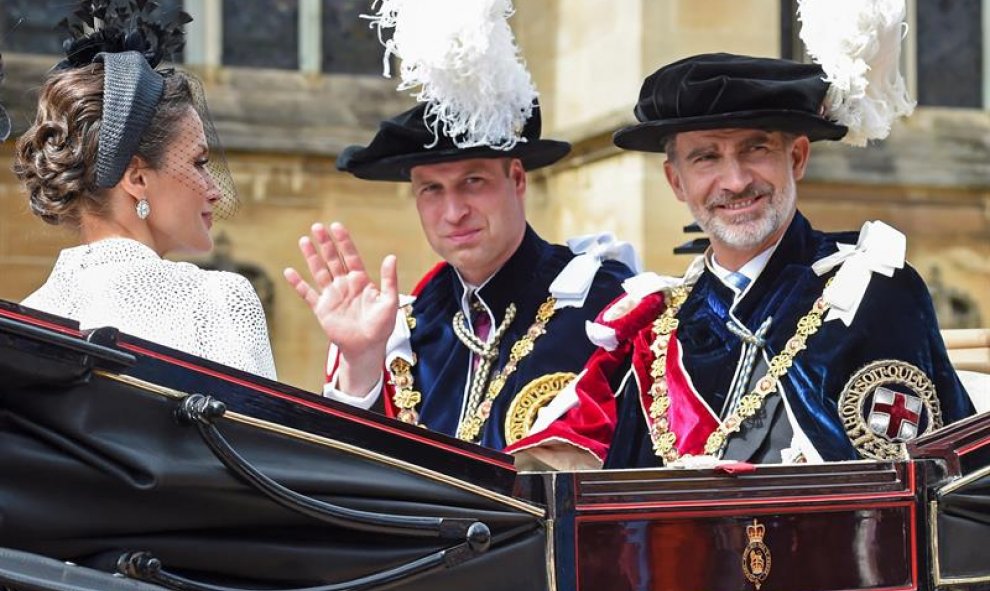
{"left": 339, "top": 139, "right": 572, "bottom": 182}
{"left": 613, "top": 109, "right": 848, "bottom": 153}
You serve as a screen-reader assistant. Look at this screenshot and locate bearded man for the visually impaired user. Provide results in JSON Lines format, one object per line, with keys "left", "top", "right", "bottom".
{"left": 508, "top": 53, "right": 975, "bottom": 469}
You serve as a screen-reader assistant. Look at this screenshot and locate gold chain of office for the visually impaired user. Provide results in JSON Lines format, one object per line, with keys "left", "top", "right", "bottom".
{"left": 388, "top": 297, "right": 558, "bottom": 443}
{"left": 647, "top": 281, "right": 831, "bottom": 464}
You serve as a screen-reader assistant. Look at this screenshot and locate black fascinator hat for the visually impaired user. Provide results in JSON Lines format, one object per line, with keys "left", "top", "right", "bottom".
{"left": 337, "top": 101, "right": 571, "bottom": 182}
{"left": 613, "top": 53, "right": 849, "bottom": 153}
{"left": 55, "top": 0, "right": 190, "bottom": 188}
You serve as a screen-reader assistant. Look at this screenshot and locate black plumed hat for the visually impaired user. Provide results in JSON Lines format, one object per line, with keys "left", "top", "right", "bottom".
{"left": 613, "top": 53, "right": 848, "bottom": 153}
{"left": 337, "top": 101, "right": 571, "bottom": 182}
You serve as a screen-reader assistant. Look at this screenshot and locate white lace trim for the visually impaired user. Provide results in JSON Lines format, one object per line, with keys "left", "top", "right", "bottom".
{"left": 22, "top": 238, "right": 277, "bottom": 380}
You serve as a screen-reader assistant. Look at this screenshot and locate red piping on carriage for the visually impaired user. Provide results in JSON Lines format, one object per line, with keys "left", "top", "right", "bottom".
{"left": 0, "top": 307, "right": 513, "bottom": 470}
{"left": 123, "top": 342, "right": 514, "bottom": 469}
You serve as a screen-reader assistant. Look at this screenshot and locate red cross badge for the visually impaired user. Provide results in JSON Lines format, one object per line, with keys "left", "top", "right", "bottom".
{"left": 838, "top": 360, "right": 943, "bottom": 460}
{"left": 868, "top": 387, "right": 922, "bottom": 442}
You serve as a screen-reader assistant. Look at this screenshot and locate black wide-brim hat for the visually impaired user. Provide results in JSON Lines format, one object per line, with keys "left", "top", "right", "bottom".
{"left": 613, "top": 53, "right": 848, "bottom": 153}
{"left": 337, "top": 101, "right": 571, "bottom": 181}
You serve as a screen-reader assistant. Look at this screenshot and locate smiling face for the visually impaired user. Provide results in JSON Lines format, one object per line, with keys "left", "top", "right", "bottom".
{"left": 141, "top": 106, "right": 220, "bottom": 255}
{"left": 663, "top": 128, "right": 810, "bottom": 269}
{"left": 411, "top": 157, "right": 528, "bottom": 285}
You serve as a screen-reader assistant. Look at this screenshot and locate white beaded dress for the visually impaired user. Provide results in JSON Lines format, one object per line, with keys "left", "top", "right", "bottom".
{"left": 22, "top": 238, "right": 277, "bottom": 380}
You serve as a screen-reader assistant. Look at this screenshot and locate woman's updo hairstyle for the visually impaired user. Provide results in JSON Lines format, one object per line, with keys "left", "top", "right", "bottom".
{"left": 12, "top": 0, "right": 192, "bottom": 227}
{"left": 14, "top": 67, "right": 193, "bottom": 226}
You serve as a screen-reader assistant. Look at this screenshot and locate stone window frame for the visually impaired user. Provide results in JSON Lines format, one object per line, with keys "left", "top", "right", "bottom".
{"left": 185, "top": 0, "right": 382, "bottom": 75}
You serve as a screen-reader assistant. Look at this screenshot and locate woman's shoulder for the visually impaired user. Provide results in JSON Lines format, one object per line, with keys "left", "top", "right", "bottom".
{"left": 190, "top": 266, "right": 255, "bottom": 292}
{"left": 98, "top": 258, "right": 259, "bottom": 317}
{"left": 165, "top": 265, "right": 264, "bottom": 313}
{"left": 138, "top": 259, "right": 249, "bottom": 290}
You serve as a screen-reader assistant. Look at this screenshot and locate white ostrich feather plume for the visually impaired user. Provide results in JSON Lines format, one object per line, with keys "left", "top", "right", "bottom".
{"left": 367, "top": 0, "right": 537, "bottom": 150}
{"left": 798, "top": 0, "right": 915, "bottom": 146}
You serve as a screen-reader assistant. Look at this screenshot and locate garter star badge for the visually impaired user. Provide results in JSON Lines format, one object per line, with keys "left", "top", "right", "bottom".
{"left": 839, "top": 360, "right": 942, "bottom": 460}
{"left": 741, "top": 519, "right": 771, "bottom": 589}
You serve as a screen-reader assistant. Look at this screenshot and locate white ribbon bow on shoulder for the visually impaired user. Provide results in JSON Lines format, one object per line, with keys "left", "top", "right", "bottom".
{"left": 384, "top": 294, "right": 417, "bottom": 364}
{"left": 583, "top": 256, "right": 705, "bottom": 350}
{"left": 811, "top": 221, "right": 905, "bottom": 326}
{"left": 550, "top": 233, "right": 643, "bottom": 309}
{"left": 620, "top": 255, "right": 706, "bottom": 300}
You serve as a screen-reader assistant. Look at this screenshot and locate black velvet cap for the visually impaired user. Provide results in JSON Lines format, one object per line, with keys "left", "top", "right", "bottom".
{"left": 337, "top": 102, "right": 571, "bottom": 182}
{"left": 613, "top": 53, "right": 848, "bottom": 153}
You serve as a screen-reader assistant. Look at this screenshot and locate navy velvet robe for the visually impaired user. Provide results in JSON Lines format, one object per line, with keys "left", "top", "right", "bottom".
{"left": 605, "top": 212, "right": 975, "bottom": 468}
{"left": 409, "top": 226, "right": 631, "bottom": 450}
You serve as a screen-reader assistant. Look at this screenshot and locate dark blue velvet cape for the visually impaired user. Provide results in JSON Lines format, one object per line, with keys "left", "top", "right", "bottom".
{"left": 409, "top": 226, "right": 631, "bottom": 450}
{"left": 605, "top": 212, "right": 975, "bottom": 468}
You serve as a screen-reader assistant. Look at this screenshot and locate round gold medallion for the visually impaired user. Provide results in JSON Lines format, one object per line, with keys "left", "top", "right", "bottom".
{"left": 838, "top": 359, "right": 942, "bottom": 460}
{"left": 504, "top": 372, "right": 576, "bottom": 445}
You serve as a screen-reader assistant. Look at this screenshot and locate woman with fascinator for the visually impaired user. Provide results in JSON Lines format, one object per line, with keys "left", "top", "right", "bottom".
{"left": 13, "top": 1, "right": 276, "bottom": 379}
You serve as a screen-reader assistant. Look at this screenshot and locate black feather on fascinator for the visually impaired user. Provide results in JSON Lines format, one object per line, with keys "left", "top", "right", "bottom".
{"left": 55, "top": 0, "right": 191, "bottom": 71}
{"left": 53, "top": 0, "right": 192, "bottom": 188}
{"left": 52, "top": 0, "right": 239, "bottom": 217}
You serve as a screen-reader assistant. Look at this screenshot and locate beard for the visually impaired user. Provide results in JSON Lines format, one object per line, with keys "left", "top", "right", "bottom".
{"left": 689, "top": 180, "right": 796, "bottom": 250}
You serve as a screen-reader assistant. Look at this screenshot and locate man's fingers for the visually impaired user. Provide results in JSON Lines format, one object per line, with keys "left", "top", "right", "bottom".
{"left": 283, "top": 267, "right": 319, "bottom": 308}
{"left": 379, "top": 254, "right": 399, "bottom": 304}
{"left": 299, "top": 236, "right": 337, "bottom": 289}
{"left": 330, "top": 222, "right": 368, "bottom": 275}
{"left": 313, "top": 223, "right": 348, "bottom": 278}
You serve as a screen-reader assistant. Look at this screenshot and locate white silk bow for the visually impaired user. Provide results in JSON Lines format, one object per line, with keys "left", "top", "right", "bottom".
{"left": 583, "top": 256, "right": 705, "bottom": 351}
{"left": 550, "top": 233, "right": 643, "bottom": 309}
{"left": 621, "top": 256, "right": 706, "bottom": 300}
{"left": 811, "top": 221, "right": 905, "bottom": 326}
{"left": 384, "top": 294, "right": 418, "bottom": 364}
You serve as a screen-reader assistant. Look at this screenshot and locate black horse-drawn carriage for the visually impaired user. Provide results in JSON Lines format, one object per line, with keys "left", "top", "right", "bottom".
{"left": 1, "top": 299, "right": 987, "bottom": 591}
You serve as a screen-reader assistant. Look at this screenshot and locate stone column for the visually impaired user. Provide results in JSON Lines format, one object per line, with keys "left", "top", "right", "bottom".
{"left": 299, "top": 0, "right": 322, "bottom": 75}
{"left": 184, "top": 0, "right": 223, "bottom": 69}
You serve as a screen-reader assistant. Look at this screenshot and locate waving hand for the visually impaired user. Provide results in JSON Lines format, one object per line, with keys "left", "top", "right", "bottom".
{"left": 284, "top": 222, "right": 398, "bottom": 394}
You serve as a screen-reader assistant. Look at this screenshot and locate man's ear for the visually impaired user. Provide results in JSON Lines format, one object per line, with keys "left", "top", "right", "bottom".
{"left": 790, "top": 135, "right": 811, "bottom": 182}
{"left": 664, "top": 159, "right": 687, "bottom": 203}
{"left": 118, "top": 155, "right": 150, "bottom": 201}
{"left": 510, "top": 158, "right": 526, "bottom": 197}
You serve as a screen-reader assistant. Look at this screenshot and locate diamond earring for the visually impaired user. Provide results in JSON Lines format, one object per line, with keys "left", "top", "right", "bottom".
{"left": 136, "top": 199, "right": 151, "bottom": 220}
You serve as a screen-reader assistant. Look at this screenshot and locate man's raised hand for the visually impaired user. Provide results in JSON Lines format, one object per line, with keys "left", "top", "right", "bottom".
{"left": 284, "top": 222, "right": 398, "bottom": 393}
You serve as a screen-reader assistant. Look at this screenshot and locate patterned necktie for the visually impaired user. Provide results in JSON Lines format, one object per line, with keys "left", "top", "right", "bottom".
{"left": 469, "top": 295, "right": 491, "bottom": 371}
{"left": 725, "top": 271, "right": 751, "bottom": 292}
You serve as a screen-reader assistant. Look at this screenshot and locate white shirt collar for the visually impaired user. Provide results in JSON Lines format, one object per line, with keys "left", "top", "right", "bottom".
{"left": 453, "top": 268, "right": 489, "bottom": 315}
{"left": 707, "top": 240, "right": 779, "bottom": 294}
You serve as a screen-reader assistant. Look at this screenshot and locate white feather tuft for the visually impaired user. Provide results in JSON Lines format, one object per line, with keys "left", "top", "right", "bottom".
{"left": 366, "top": 0, "right": 537, "bottom": 150}
{"left": 798, "top": 0, "right": 915, "bottom": 146}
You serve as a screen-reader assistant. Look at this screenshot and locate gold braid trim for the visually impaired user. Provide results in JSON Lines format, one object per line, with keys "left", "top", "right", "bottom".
{"left": 387, "top": 298, "right": 559, "bottom": 443}
{"left": 647, "top": 281, "right": 831, "bottom": 463}
{"left": 389, "top": 302, "right": 423, "bottom": 426}
{"left": 457, "top": 297, "right": 557, "bottom": 442}
{"left": 504, "top": 372, "right": 577, "bottom": 445}
{"left": 453, "top": 302, "right": 518, "bottom": 429}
